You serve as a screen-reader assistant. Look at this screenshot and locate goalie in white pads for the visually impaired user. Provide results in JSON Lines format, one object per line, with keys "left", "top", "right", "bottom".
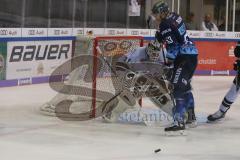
{"left": 40, "top": 40, "right": 173, "bottom": 123}
{"left": 102, "top": 40, "right": 175, "bottom": 124}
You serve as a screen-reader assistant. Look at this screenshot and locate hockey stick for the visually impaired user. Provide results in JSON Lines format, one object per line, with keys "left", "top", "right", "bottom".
{"left": 160, "top": 43, "right": 167, "bottom": 65}
{"left": 160, "top": 44, "right": 176, "bottom": 109}
{"left": 95, "top": 46, "right": 124, "bottom": 109}
{"left": 96, "top": 47, "right": 117, "bottom": 75}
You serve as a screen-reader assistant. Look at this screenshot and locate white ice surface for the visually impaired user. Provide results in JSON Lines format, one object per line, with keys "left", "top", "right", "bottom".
{"left": 0, "top": 76, "right": 240, "bottom": 160}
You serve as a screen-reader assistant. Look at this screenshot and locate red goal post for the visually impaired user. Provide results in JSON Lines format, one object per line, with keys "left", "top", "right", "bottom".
{"left": 40, "top": 35, "right": 144, "bottom": 119}
{"left": 91, "top": 36, "right": 144, "bottom": 117}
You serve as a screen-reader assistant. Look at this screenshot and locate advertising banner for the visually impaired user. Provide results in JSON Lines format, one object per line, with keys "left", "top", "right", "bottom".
{"left": 6, "top": 40, "right": 72, "bottom": 80}
{"left": 0, "top": 42, "right": 7, "bottom": 80}
{"left": 143, "top": 39, "right": 237, "bottom": 75}
{"left": 105, "top": 28, "right": 127, "bottom": 36}
{"left": 195, "top": 41, "right": 237, "bottom": 74}
{"left": 126, "top": 29, "right": 151, "bottom": 37}
{"left": 21, "top": 28, "right": 48, "bottom": 37}
{"left": 0, "top": 28, "right": 21, "bottom": 38}
{"left": 48, "top": 28, "right": 73, "bottom": 37}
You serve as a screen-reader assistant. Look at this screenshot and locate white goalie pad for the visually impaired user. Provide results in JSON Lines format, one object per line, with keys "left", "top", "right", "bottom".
{"left": 102, "top": 97, "right": 138, "bottom": 123}
{"left": 40, "top": 36, "right": 144, "bottom": 119}
{"left": 150, "top": 93, "right": 174, "bottom": 116}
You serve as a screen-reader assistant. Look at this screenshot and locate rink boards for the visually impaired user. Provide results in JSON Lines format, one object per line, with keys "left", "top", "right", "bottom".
{"left": 0, "top": 28, "right": 239, "bottom": 87}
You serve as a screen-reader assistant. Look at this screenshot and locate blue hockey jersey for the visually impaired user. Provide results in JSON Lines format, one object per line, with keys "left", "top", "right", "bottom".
{"left": 155, "top": 12, "right": 198, "bottom": 60}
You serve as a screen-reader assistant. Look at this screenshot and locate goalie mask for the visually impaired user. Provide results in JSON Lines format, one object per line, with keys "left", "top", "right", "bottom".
{"left": 146, "top": 41, "right": 161, "bottom": 61}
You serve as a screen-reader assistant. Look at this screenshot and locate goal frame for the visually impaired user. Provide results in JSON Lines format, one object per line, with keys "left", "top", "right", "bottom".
{"left": 40, "top": 35, "right": 144, "bottom": 118}
{"left": 91, "top": 36, "right": 144, "bottom": 118}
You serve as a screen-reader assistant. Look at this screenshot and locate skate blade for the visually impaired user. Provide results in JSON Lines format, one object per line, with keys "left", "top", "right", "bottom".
{"left": 164, "top": 130, "right": 187, "bottom": 136}
{"left": 207, "top": 118, "right": 224, "bottom": 124}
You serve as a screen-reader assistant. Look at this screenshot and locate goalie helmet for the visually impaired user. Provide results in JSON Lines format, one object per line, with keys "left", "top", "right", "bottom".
{"left": 146, "top": 41, "right": 161, "bottom": 61}
{"left": 152, "top": 1, "right": 169, "bottom": 14}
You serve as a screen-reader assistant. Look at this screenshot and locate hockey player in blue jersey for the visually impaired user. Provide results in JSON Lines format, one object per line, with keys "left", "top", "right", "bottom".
{"left": 151, "top": 1, "right": 198, "bottom": 132}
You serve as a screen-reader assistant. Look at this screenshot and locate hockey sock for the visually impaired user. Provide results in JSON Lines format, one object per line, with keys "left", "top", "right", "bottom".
{"left": 184, "top": 91, "right": 195, "bottom": 110}
{"left": 219, "top": 97, "right": 232, "bottom": 112}
{"left": 173, "top": 98, "right": 187, "bottom": 123}
{"left": 219, "top": 83, "right": 240, "bottom": 112}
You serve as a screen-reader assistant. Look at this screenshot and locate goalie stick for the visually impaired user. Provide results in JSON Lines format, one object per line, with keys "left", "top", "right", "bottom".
{"left": 160, "top": 43, "right": 176, "bottom": 109}
{"left": 96, "top": 46, "right": 139, "bottom": 111}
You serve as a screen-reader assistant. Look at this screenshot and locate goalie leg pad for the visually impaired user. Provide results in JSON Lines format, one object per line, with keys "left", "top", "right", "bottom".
{"left": 102, "top": 96, "right": 137, "bottom": 123}
{"left": 150, "top": 94, "right": 174, "bottom": 116}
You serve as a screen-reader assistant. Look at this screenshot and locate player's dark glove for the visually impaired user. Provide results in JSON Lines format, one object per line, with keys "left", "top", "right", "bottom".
{"left": 233, "top": 60, "right": 240, "bottom": 71}
{"left": 234, "top": 42, "right": 240, "bottom": 58}
{"left": 155, "top": 31, "right": 163, "bottom": 43}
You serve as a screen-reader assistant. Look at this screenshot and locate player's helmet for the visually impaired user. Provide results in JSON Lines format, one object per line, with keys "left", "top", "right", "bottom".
{"left": 146, "top": 41, "right": 161, "bottom": 61}
{"left": 152, "top": 1, "right": 169, "bottom": 14}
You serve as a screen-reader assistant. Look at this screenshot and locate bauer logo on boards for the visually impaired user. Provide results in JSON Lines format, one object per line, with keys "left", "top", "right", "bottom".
{"left": 9, "top": 44, "right": 70, "bottom": 62}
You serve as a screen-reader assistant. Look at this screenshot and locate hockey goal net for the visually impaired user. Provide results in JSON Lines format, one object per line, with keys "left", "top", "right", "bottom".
{"left": 40, "top": 35, "right": 144, "bottom": 119}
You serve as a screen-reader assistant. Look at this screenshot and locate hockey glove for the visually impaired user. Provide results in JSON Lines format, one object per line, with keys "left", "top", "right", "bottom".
{"left": 234, "top": 42, "right": 240, "bottom": 58}
{"left": 233, "top": 59, "right": 240, "bottom": 71}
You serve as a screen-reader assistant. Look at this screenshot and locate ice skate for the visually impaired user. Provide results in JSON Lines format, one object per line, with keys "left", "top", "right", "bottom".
{"left": 207, "top": 109, "right": 227, "bottom": 122}
{"left": 186, "top": 108, "right": 197, "bottom": 128}
{"left": 164, "top": 121, "right": 186, "bottom": 136}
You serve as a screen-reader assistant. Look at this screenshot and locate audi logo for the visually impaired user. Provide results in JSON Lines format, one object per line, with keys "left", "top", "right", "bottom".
{"left": 108, "top": 30, "right": 115, "bottom": 35}
{"left": 0, "top": 30, "right": 8, "bottom": 35}
{"left": 54, "top": 30, "right": 60, "bottom": 35}
{"left": 204, "top": 32, "right": 214, "bottom": 37}
{"left": 28, "top": 30, "right": 35, "bottom": 35}
{"left": 235, "top": 33, "right": 240, "bottom": 38}
{"left": 131, "top": 31, "right": 139, "bottom": 35}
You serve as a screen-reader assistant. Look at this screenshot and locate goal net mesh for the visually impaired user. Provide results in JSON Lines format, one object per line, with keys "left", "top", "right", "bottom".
{"left": 40, "top": 35, "right": 143, "bottom": 119}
